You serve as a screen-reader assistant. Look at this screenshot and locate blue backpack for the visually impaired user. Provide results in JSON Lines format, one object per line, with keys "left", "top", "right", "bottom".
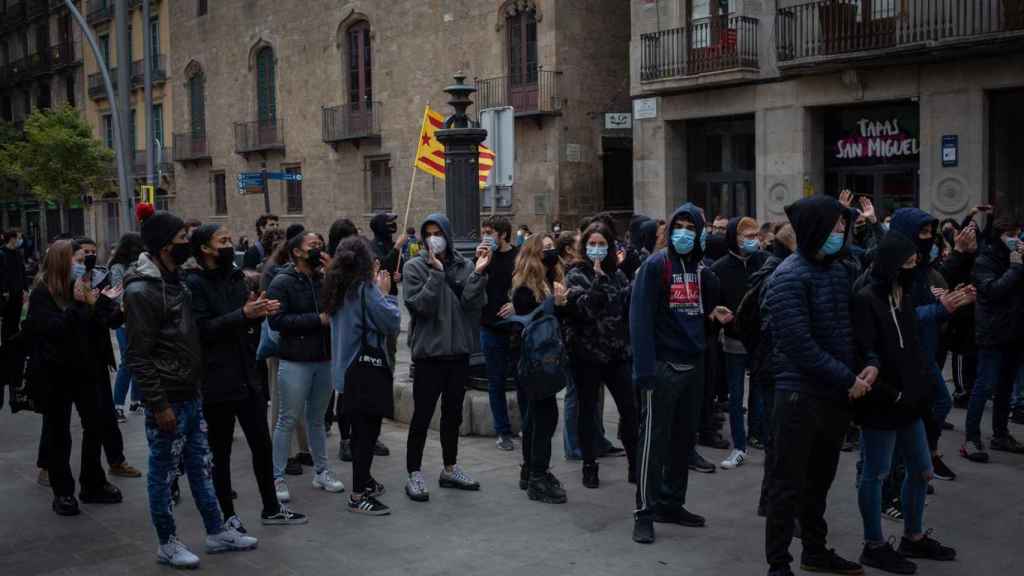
{"left": 499, "top": 297, "right": 569, "bottom": 400}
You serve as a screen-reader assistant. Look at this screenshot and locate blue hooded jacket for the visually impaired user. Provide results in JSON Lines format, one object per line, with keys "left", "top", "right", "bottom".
{"left": 630, "top": 203, "right": 721, "bottom": 390}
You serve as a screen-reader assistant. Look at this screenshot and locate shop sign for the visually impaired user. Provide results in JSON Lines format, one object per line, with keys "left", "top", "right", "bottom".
{"left": 634, "top": 98, "right": 657, "bottom": 120}
{"left": 827, "top": 105, "right": 919, "bottom": 166}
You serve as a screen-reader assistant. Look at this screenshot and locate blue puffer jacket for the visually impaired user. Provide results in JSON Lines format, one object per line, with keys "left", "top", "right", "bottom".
{"left": 766, "top": 196, "right": 860, "bottom": 402}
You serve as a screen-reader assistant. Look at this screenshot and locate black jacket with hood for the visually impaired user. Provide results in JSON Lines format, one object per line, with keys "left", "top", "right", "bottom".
{"left": 973, "top": 231, "right": 1024, "bottom": 349}
{"left": 267, "top": 263, "right": 331, "bottom": 363}
{"left": 564, "top": 260, "right": 632, "bottom": 365}
{"left": 630, "top": 203, "right": 721, "bottom": 390}
{"left": 711, "top": 217, "right": 768, "bottom": 343}
{"left": 852, "top": 231, "right": 934, "bottom": 429}
{"left": 621, "top": 215, "right": 652, "bottom": 281}
{"left": 123, "top": 253, "right": 204, "bottom": 412}
{"left": 370, "top": 213, "right": 400, "bottom": 296}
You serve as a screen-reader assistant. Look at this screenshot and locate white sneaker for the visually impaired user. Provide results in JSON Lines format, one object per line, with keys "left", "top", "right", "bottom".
{"left": 720, "top": 450, "right": 746, "bottom": 470}
{"left": 206, "top": 527, "right": 258, "bottom": 553}
{"left": 312, "top": 469, "right": 345, "bottom": 493}
{"left": 275, "top": 478, "right": 290, "bottom": 503}
{"left": 225, "top": 514, "right": 247, "bottom": 534}
{"left": 157, "top": 536, "right": 200, "bottom": 568}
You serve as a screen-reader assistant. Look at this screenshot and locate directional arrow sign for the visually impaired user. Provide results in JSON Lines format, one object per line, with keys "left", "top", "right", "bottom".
{"left": 265, "top": 171, "right": 303, "bottom": 182}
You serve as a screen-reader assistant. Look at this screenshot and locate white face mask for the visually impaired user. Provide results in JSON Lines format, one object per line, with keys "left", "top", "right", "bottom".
{"left": 427, "top": 235, "right": 447, "bottom": 255}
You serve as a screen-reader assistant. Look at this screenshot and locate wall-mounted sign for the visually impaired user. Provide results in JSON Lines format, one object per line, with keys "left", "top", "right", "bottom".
{"left": 605, "top": 113, "right": 632, "bottom": 130}
{"left": 633, "top": 98, "right": 657, "bottom": 120}
{"left": 826, "top": 104, "right": 919, "bottom": 167}
{"left": 566, "top": 143, "right": 583, "bottom": 163}
{"left": 942, "top": 135, "right": 958, "bottom": 167}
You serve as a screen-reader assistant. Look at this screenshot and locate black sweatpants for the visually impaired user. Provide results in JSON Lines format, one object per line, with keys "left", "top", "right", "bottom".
{"left": 575, "top": 359, "right": 638, "bottom": 472}
{"left": 765, "top": 390, "right": 850, "bottom": 571}
{"left": 45, "top": 381, "right": 106, "bottom": 498}
{"left": 406, "top": 356, "right": 468, "bottom": 473}
{"left": 700, "top": 340, "right": 721, "bottom": 438}
{"left": 635, "top": 358, "right": 703, "bottom": 519}
{"left": 350, "top": 412, "right": 383, "bottom": 493}
{"left": 96, "top": 370, "right": 126, "bottom": 467}
{"left": 522, "top": 395, "right": 558, "bottom": 477}
{"left": 204, "top": 395, "right": 279, "bottom": 517}
{"left": 951, "top": 351, "right": 977, "bottom": 397}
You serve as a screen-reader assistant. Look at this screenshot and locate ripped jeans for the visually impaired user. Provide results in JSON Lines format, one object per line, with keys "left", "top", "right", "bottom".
{"left": 145, "top": 399, "right": 224, "bottom": 544}
{"left": 856, "top": 419, "right": 932, "bottom": 543}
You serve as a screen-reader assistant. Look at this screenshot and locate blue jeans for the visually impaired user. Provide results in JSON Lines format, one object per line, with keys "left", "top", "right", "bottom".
{"left": 480, "top": 328, "right": 523, "bottom": 437}
{"left": 273, "top": 360, "right": 332, "bottom": 479}
{"left": 965, "top": 347, "right": 1019, "bottom": 441}
{"left": 563, "top": 378, "right": 582, "bottom": 459}
{"left": 145, "top": 399, "right": 224, "bottom": 544}
{"left": 725, "top": 352, "right": 753, "bottom": 452}
{"left": 930, "top": 361, "right": 952, "bottom": 428}
{"left": 112, "top": 327, "right": 141, "bottom": 406}
{"left": 857, "top": 420, "right": 932, "bottom": 543}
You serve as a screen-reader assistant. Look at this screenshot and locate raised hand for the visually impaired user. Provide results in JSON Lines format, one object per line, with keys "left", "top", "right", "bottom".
{"left": 376, "top": 270, "right": 392, "bottom": 295}
{"left": 858, "top": 196, "right": 877, "bottom": 223}
{"left": 839, "top": 189, "right": 854, "bottom": 208}
{"left": 954, "top": 226, "right": 977, "bottom": 254}
{"left": 474, "top": 242, "right": 492, "bottom": 274}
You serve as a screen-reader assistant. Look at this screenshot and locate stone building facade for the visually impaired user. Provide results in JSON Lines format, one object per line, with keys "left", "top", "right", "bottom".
{"left": 169, "top": 0, "right": 631, "bottom": 242}
{"left": 631, "top": 0, "right": 1024, "bottom": 224}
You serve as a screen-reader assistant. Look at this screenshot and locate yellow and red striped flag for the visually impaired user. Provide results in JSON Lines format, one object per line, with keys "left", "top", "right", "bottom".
{"left": 415, "top": 106, "right": 494, "bottom": 188}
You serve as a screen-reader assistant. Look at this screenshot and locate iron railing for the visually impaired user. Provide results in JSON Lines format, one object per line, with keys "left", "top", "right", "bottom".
{"left": 173, "top": 132, "right": 211, "bottom": 161}
{"left": 132, "top": 149, "right": 174, "bottom": 178}
{"left": 27, "top": 51, "right": 52, "bottom": 76}
{"left": 87, "top": 69, "right": 116, "bottom": 98}
{"left": 640, "top": 16, "right": 759, "bottom": 81}
{"left": 131, "top": 55, "right": 167, "bottom": 85}
{"left": 234, "top": 119, "right": 285, "bottom": 154}
{"left": 49, "top": 41, "right": 81, "bottom": 69}
{"left": 86, "top": 0, "right": 113, "bottom": 24}
{"left": 476, "top": 69, "right": 562, "bottom": 115}
{"left": 321, "top": 101, "right": 381, "bottom": 143}
{"left": 777, "top": 0, "right": 1024, "bottom": 62}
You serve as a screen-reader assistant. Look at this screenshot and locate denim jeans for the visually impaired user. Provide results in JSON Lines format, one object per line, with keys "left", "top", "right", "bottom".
{"left": 1012, "top": 365, "right": 1024, "bottom": 411}
{"left": 112, "top": 327, "right": 141, "bottom": 406}
{"left": 725, "top": 352, "right": 753, "bottom": 452}
{"left": 563, "top": 378, "right": 582, "bottom": 459}
{"left": 857, "top": 420, "right": 932, "bottom": 543}
{"left": 145, "top": 399, "right": 224, "bottom": 544}
{"left": 965, "top": 347, "right": 1019, "bottom": 441}
{"left": 273, "top": 360, "right": 332, "bottom": 479}
{"left": 480, "top": 327, "right": 523, "bottom": 437}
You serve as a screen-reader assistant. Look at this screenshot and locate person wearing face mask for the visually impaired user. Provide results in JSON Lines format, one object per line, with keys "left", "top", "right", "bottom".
{"left": 962, "top": 217, "right": 1024, "bottom": 462}
{"left": 563, "top": 222, "right": 639, "bottom": 490}
{"left": 124, "top": 211, "right": 258, "bottom": 567}
{"left": 185, "top": 224, "right": 307, "bottom": 533}
{"left": 851, "top": 231, "right": 957, "bottom": 573}
{"left": 711, "top": 217, "right": 768, "bottom": 470}
{"left": 630, "top": 203, "right": 728, "bottom": 545}
{"left": 763, "top": 196, "right": 869, "bottom": 576}
{"left": 402, "top": 214, "right": 489, "bottom": 501}
{"left": 267, "top": 232, "right": 345, "bottom": 503}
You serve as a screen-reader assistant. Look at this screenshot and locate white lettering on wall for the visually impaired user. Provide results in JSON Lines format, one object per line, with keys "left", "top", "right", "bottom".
{"left": 836, "top": 117, "right": 918, "bottom": 160}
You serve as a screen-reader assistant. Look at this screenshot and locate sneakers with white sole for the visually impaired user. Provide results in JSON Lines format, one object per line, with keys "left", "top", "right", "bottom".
{"left": 157, "top": 536, "right": 200, "bottom": 569}
{"left": 405, "top": 471, "right": 429, "bottom": 502}
{"left": 439, "top": 465, "right": 481, "bottom": 490}
{"left": 205, "top": 527, "right": 258, "bottom": 553}
{"left": 312, "top": 469, "right": 345, "bottom": 493}
{"left": 720, "top": 450, "right": 746, "bottom": 470}
{"left": 275, "top": 478, "right": 291, "bottom": 503}
{"left": 225, "top": 515, "right": 247, "bottom": 534}
{"left": 261, "top": 507, "right": 308, "bottom": 525}
{"left": 348, "top": 495, "right": 391, "bottom": 516}
{"left": 496, "top": 435, "right": 515, "bottom": 451}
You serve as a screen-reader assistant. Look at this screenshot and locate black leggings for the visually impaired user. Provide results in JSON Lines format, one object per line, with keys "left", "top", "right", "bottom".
{"left": 350, "top": 412, "right": 383, "bottom": 494}
{"left": 575, "top": 359, "right": 637, "bottom": 470}
{"left": 332, "top": 393, "right": 352, "bottom": 441}
{"left": 522, "top": 395, "right": 558, "bottom": 477}
{"left": 204, "top": 395, "right": 279, "bottom": 517}
{"left": 406, "top": 356, "right": 468, "bottom": 473}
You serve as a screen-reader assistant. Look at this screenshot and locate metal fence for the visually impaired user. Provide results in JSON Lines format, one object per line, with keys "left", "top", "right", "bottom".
{"left": 322, "top": 101, "right": 381, "bottom": 142}
{"left": 640, "top": 16, "right": 760, "bottom": 81}
{"left": 234, "top": 119, "right": 285, "bottom": 153}
{"left": 476, "top": 69, "right": 562, "bottom": 115}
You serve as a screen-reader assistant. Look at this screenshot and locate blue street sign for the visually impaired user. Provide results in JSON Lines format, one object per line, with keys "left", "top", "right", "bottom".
{"left": 266, "top": 171, "right": 303, "bottom": 182}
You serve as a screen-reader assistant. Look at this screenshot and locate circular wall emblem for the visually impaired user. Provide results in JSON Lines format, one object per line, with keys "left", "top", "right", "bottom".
{"left": 767, "top": 182, "right": 789, "bottom": 213}
{"left": 932, "top": 176, "right": 969, "bottom": 214}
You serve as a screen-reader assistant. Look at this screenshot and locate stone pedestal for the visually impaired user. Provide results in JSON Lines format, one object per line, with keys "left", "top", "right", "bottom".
{"left": 392, "top": 377, "right": 522, "bottom": 437}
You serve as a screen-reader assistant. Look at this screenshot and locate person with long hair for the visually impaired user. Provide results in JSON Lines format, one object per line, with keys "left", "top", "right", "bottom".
{"left": 268, "top": 232, "right": 345, "bottom": 503}
{"left": 26, "top": 240, "right": 125, "bottom": 516}
{"left": 109, "top": 232, "right": 146, "bottom": 417}
{"left": 564, "top": 223, "right": 639, "bottom": 489}
{"left": 323, "top": 236, "right": 401, "bottom": 515}
{"left": 511, "top": 234, "right": 569, "bottom": 503}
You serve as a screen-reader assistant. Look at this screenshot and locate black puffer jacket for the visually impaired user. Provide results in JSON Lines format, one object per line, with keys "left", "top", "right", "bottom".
{"left": 124, "top": 253, "right": 203, "bottom": 412}
{"left": 564, "top": 261, "right": 631, "bottom": 364}
{"left": 267, "top": 264, "right": 330, "bottom": 363}
{"left": 186, "top": 265, "right": 264, "bottom": 403}
{"left": 973, "top": 237, "right": 1024, "bottom": 349}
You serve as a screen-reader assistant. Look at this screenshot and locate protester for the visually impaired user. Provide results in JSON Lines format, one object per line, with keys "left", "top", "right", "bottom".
{"left": 325, "top": 218, "right": 360, "bottom": 462}
{"left": 267, "top": 231, "right": 345, "bottom": 502}
{"left": 621, "top": 215, "right": 652, "bottom": 281}
{"left": 242, "top": 214, "right": 280, "bottom": 270}
{"left": 402, "top": 213, "right": 488, "bottom": 501}
{"left": 1, "top": 229, "right": 27, "bottom": 345}
{"left": 630, "top": 203, "right": 728, "bottom": 544}
{"left": 515, "top": 224, "right": 531, "bottom": 247}
{"left": 402, "top": 226, "right": 421, "bottom": 263}
{"left": 324, "top": 236, "right": 402, "bottom": 515}
{"left": 125, "top": 211, "right": 257, "bottom": 568}
{"left": 759, "top": 222, "right": 776, "bottom": 251}
{"left": 108, "top": 232, "right": 146, "bottom": 418}
{"left": 186, "top": 224, "right": 307, "bottom": 531}
{"left": 565, "top": 222, "right": 638, "bottom": 489}
{"left": 852, "top": 230, "right": 956, "bottom": 574}
{"left": 763, "top": 196, "right": 867, "bottom": 576}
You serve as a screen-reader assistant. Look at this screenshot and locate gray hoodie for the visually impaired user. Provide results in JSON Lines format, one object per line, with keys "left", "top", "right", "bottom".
{"left": 403, "top": 213, "right": 487, "bottom": 360}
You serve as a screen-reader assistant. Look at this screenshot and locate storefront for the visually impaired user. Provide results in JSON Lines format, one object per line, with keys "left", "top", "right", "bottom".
{"left": 686, "top": 114, "right": 755, "bottom": 218}
{"left": 989, "top": 89, "right": 1024, "bottom": 216}
{"left": 823, "top": 102, "right": 919, "bottom": 216}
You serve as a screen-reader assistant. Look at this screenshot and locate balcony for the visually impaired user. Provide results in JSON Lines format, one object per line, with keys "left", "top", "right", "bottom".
{"left": 475, "top": 69, "right": 562, "bottom": 119}
{"left": 234, "top": 119, "right": 285, "bottom": 155}
{"left": 133, "top": 149, "right": 174, "bottom": 179}
{"left": 131, "top": 55, "right": 168, "bottom": 85}
{"left": 173, "top": 131, "right": 211, "bottom": 163}
{"left": 87, "top": 69, "right": 116, "bottom": 99}
{"left": 49, "top": 41, "right": 81, "bottom": 70}
{"left": 639, "top": 16, "right": 760, "bottom": 87}
{"left": 86, "top": 0, "right": 113, "bottom": 25}
{"left": 776, "top": 0, "right": 1024, "bottom": 68}
{"left": 321, "top": 102, "right": 381, "bottom": 147}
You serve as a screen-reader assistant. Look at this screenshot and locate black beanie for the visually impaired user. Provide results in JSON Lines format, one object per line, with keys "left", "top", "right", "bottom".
{"left": 141, "top": 211, "right": 185, "bottom": 255}
{"left": 190, "top": 223, "right": 222, "bottom": 258}
{"left": 285, "top": 224, "right": 305, "bottom": 241}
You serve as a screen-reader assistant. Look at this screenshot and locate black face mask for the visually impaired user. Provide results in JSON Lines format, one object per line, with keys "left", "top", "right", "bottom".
{"left": 897, "top": 268, "right": 915, "bottom": 287}
{"left": 84, "top": 254, "right": 97, "bottom": 271}
{"left": 542, "top": 249, "right": 559, "bottom": 269}
{"left": 170, "top": 243, "right": 192, "bottom": 266}
{"left": 916, "top": 238, "right": 934, "bottom": 263}
{"left": 216, "top": 247, "right": 235, "bottom": 270}
{"left": 307, "top": 247, "right": 322, "bottom": 269}
{"left": 387, "top": 222, "right": 398, "bottom": 235}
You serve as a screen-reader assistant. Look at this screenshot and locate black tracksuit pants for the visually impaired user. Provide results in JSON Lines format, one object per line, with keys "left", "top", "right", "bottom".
{"left": 407, "top": 356, "right": 468, "bottom": 473}
{"left": 351, "top": 412, "right": 383, "bottom": 494}
{"left": 204, "top": 395, "right": 280, "bottom": 517}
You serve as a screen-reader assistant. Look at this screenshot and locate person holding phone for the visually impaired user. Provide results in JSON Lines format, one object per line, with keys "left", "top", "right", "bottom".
{"left": 267, "top": 232, "right": 344, "bottom": 503}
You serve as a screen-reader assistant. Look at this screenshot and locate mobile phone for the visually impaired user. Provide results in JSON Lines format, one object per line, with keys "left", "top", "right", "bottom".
{"left": 92, "top": 268, "right": 110, "bottom": 290}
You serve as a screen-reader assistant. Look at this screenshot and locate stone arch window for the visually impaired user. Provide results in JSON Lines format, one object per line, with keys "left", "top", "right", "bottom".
{"left": 503, "top": 1, "right": 539, "bottom": 87}
{"left": 346, "top": 20, "right": 372, "bottom": 109}
{"left": 185, "top": 61, "right": 206, "bottom": 136}
{"left": 255, "top": 46, "right": 276, "bottom": 125}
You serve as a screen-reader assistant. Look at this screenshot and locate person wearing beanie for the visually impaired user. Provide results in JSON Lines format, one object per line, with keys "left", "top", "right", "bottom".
{"left": 124, "top": 212, "right": 258, "bottom": 568}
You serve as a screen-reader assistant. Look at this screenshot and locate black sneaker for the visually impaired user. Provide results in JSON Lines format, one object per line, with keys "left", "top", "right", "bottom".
{"left": 897, "top": 532, "right": 956, "bottom": 561}
{"left": 749, "top": 436, "right": 765, "bottom": 450}
{"left": 960, "top": 439, "right": 989, "bottom": 463}
{"left": 689, "top": 451, "right": 716, "bottom": 474}
{"left": 800, "top": 548, "right": 863, "bottom": 574}
{"left": 698, "top": 433, "right": 730, "bottom": 450}
{"left": 373, "top": 440, "right": 390, "bottom": 456}
{"left": 941, "top": 421, "right": 954, "bottom": 431}
{"left": 860, "top": 542, "right": 917, "bottom": 575}
{"left": 768, "top": 567, "right": 795, "bottom": 576}
{"left": 990, "top": 434, "right": 1024, "bottom": 454}
{"left": 1011, "top": 408, "right": 1024, "bottom": 426}
{"left": 365, "top": 477, "right": 385, "bottom": 498}
{"left": 348, "top": 495, "right": 391, "bottom": 516}
{"left": 115, "top": 407, "right": 126, "bottom": 423}
{"left": 285, "top": 457, "right": 304, "bottom": 475}
{"left": 52, "top": 496, "right": 80, "bottom": 516}
{"left": 632, "top": 516, "right": 655, "bottom": 544}
{"left": 599, "top": 445, "right": 625, "bottom": 458}
{"left": 931, "top": 455, "right": 956, "bottom": 481}
{"left": 338, "top": 440, "right": 353, "bottom": 462}
{"left": 582, "top": 462, "right": 599, "bottom": 489}
{"left": 654, "top": 506, "right": 706, "bottom": 527}
{"left": 296, "top": 451, "right": 314, "bottom": 466}
{"left": 883, "top": 497, "right": 903, "bottom": 522}
{"left": 952, "top": 393, "right": 969, "bottom": 409}
{"left": 527, "top": 473, "right": 567, "bottom": 504}
{"left": 926, "top": 483, "right": 935, "bottom": 496}
{"left": 261, "top": 507, "right": 308, "bottom": 525}
{"left": 79, "top": 482, "right": 123, "bottom": 504}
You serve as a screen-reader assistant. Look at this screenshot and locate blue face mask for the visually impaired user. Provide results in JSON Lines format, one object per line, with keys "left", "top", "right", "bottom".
{"left": 700, "top": 229, "right": 708, "bottom": 252}
{"left": 72, "top": 262, "right": 87, "bottom": 281}
{"left": 586, "top": 245, "right": 608, "bottom": 263}
{"left": 1006, "top": 237, "right": 1020, "bottom": 252}
{"left": 881, "top": 223, "right": 890, "bottom": 232}
{"left": 671, "top": 229, "right": 696, "bottom": 255}
{"left": 929, "top": 244, "right": 940, "bottom": 262}
{"left": 820, "top": 232, "right": 845, "bottom": 256}
{"left": 740, "top": 238, "right": 760, "bottom": 255}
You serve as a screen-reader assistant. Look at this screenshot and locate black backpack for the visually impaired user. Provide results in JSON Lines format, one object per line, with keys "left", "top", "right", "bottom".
{"left": 499, "top": 297, "right": 568, "bottom": 401}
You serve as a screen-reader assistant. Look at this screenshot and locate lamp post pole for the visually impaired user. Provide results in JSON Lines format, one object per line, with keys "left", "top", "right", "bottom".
{"left": 434, "top": 73, "right": 487, "bottom": 254}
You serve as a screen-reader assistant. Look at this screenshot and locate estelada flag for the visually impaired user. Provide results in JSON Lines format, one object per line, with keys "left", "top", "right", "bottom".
{"left": 415, "top": 106, "right": 494, "bottom": 188}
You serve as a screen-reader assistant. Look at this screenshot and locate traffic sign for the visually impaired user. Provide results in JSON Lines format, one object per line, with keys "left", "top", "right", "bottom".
{"left": 266, "top": 171, "right": 303, "bottom": 182}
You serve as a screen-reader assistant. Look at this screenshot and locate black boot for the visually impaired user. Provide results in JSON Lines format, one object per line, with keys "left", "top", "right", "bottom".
{"left": 582, "top": 461, "right": 599, "bottom": 489}
{"left": 79, "top": 482, "right": 123, "bottom": 504}
{"left": 632, "top": 515, "right": 654, "bottom": 544}
{"left": 338, "top": 440, "right": 353, "bottom": 463}
{"left": 52, "top": 496, "right": 80, "bottom": 516}
{"left": 527, "top": 472, "right": 567, "bottom": 504}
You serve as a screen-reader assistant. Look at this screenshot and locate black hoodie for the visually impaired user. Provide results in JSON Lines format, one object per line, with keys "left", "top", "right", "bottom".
{"left": 621, "top": 215, "right": 652, "bottom": 281}
{"left": 711, "top": 217, "right": 767, "bottom": 344}
{"left": 370, "top": 213, "right": 400, "bottom": 296}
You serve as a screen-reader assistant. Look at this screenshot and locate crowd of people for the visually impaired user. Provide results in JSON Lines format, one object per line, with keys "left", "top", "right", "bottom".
{"left": 2, "top": 188, "right": 1023, "bottom": 575}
